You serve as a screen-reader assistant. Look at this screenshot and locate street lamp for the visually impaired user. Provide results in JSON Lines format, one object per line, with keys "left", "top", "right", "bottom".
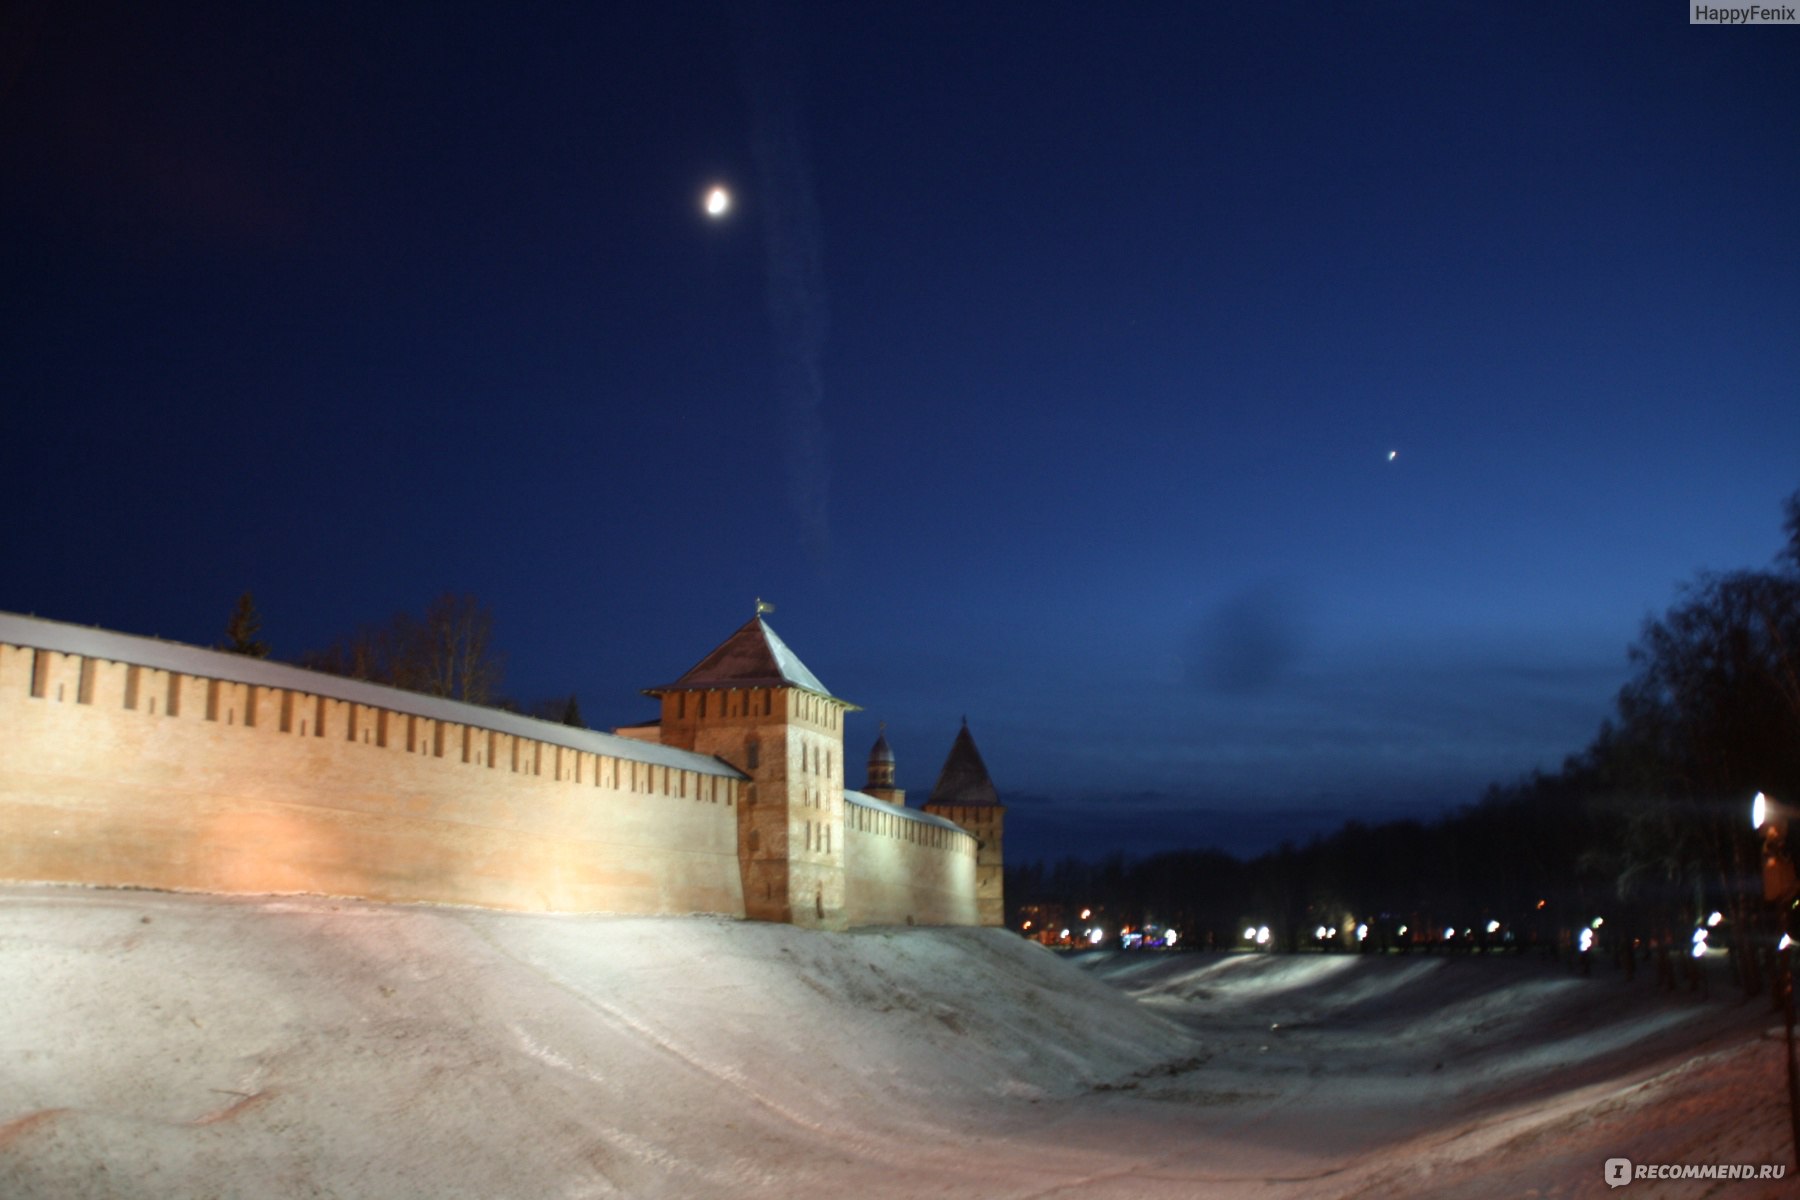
{"left": 1751, "top": 791, "right": 1800, "bottom": 1170}
{"left": 1753, "top": 792, "right": 1799, "bottom": 906}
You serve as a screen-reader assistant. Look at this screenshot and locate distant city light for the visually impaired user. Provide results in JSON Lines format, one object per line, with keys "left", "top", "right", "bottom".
{"left": 1315, "top": 925, "right": 1328, "bottom": 940}
{"left": 1059, "top": 928, "right": 1071, "bottom": 940}
{"left": 1355, "top": 923, "right": 1368, "bottom": 941}
{"left": 1443, "top": 927, "right": 1456, "bottom": 940}
{"left": 1590, "top": 917, "right": 1604, "bottom": 929}
{"left": 1753, "top": 791, "right": 1768, "bottom": 830}
{"left": 1579, "top": 928, "right": 1595, "bottom": 952}
{"left": 1165, "top": 929, "right": 1179, "bottom": 947}
{"left": 1080, "top": 908, "right": 1092, "bottom": 920}
{"left": 1244, "top": 926, "right": 1258, "bottom": 941}
{"left": 1690, "top": 939, "right": 1708, "bottom": 959}
{"left": 1256, "top": 926, "right": 1271, "bottom": 945}
{"left": 1088, "top": 928, "right": 1105, "bottom": 945}
{"left": 1706, "top": 911, "right": 1722, "bottom": 927}
{"left": 1781, "top": 934, "right": 1794, "bottom": 952}
{"left": 1022, "top": 920, "right": 1032, "bottom": 930}
{"left": 1397, "top": 925, "right": 1408, "bottom": 937}
{"left": 1485, "top": 920, "right": 1500, "bottom": 934}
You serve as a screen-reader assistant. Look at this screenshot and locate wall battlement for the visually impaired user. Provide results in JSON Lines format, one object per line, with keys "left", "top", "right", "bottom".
{"left": 0, "top": 612, "right": 995, "bottom": 927}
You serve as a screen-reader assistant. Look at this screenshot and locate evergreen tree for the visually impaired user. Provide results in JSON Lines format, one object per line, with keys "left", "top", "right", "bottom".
{"left": 221, "top": 592, "right": 271, "bottom": 658}
{"left": 561, "top": 694, "right": 584, "bottom": 728}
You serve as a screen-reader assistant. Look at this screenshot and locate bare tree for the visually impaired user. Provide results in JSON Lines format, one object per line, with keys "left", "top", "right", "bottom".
{"left": 301, "top": 593, "right": 503, "bottom": 706}
{"left": 413, "top": 593, "right": 502, "bottom": 705}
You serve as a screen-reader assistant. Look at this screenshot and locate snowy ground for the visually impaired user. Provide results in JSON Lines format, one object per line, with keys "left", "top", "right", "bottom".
{"left": 0, "top": 886, "right": 1789, "bottom": 1199}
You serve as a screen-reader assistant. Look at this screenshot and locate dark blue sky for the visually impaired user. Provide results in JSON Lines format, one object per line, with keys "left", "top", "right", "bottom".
{"left": 4, "top": 3, "right": 1796, "bottom": 862}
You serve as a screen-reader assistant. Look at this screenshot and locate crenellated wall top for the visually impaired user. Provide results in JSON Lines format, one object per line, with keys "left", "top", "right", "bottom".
{"left": 0, "top": 611, "right": 745, "bottom": 780}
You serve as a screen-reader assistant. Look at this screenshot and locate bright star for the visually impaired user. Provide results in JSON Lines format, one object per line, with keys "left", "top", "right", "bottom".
{"left": 704, "top": 186, "right": 731, "bottom": 217}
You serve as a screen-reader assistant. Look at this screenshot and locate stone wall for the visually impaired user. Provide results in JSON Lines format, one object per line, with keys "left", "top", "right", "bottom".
{"left": 0, "top": 614, "right": 989, "bottom": 928}
{"left": 843, "top": 793, "right": 978, "bottom": 927}
{"left": 0, "top": 622, "right": 746, "bottom": 916}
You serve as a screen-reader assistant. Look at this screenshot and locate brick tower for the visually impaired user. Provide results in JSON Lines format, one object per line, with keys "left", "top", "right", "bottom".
{"left": 862, "top": 726, "right": 905, "bottom": 807}
{"left": 922, "top": 720, "right": 1006, "bottom": 927}
{"left": 648, "top": 614, "right": 856, "bottom": 929}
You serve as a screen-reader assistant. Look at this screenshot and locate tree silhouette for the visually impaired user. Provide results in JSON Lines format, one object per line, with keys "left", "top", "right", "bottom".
{"left": 220, "top": 592, "right": 270, "bottom": 658}
{"left": 301, "top": 593, "right": 503, "bottom": 706}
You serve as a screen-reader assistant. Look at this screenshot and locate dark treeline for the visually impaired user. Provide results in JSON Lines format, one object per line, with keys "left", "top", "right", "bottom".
{"left": 220, "top": 591, "right": 587, "bottom": 727}
{"left": 1009, "top": 489, "right": 1800, "bottom": 996}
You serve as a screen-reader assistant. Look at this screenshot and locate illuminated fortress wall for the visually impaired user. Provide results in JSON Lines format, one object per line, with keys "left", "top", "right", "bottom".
{"left": 0, "top": 614, "right": 988, "bottom": 928}
{"left": 0, "top": 619, "right": 746, "bottom": 916}
{"left": 843, "top": 794, "right": 978, "bottom": 927}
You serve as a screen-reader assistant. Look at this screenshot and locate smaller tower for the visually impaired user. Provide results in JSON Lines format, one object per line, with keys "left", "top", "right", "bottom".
{"left": 922, "top": 719, "right": 1006, "bottom": 928}
{"left": 863, "top": 725, "right": 905, "bottom": 807}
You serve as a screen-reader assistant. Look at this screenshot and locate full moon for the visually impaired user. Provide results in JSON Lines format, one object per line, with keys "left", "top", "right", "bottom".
{"left": 704, "top": 186, "right": 731, "bottom": 217}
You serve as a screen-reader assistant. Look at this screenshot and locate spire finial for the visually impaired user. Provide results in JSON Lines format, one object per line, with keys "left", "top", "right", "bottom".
{"left": 754, "top": 597, "right": 775, "bottom": 616}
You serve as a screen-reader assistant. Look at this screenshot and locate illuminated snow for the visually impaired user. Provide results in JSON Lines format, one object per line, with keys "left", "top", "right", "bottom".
{"left": 0, "top": 887, "right": 1783, "bottom": 1199}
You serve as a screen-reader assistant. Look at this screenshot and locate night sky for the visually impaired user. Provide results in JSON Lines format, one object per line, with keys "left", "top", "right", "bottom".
{"left": 4, "top": 3, "right": 1796, "bottom": 863}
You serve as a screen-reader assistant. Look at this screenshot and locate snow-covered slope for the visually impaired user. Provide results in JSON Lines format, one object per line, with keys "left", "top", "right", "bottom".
{"left": 2, "top": 887, "right": 1788, "bottom": 1199}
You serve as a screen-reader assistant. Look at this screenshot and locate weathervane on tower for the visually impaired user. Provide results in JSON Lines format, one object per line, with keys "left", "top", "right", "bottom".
{"left": 755, "top": 598, "right": 776, "bottom": 616}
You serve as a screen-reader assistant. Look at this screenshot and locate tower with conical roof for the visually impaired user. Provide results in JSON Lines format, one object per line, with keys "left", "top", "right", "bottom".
{"left": 922, "top": 720, "right": 1006, "bottom": 927}
{"left": 863, "top": 726, "right": 905, "bottom": 807}
{"left": 647, "top": 613, "right": 856, "bottom": 929}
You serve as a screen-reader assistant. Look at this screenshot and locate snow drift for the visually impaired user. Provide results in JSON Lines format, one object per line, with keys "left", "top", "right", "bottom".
{"left": 1, "top": 886, "right": 1788, "bottom": 1198}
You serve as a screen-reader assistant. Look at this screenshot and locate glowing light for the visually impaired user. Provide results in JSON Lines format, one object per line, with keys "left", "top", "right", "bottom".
{"left": 1059, "top": 928, "right": 1070, "bottom": 940}
{"left": 1315, "top": 925, "right": 1329, "bottom": 940}
{"left": 1088, "top": 928, "right": 1105, "bottom": 945}
{"left": 1387, "top": 449, "right": 1398, "bottom": 461}
{"left": 1165, "top": 929, "right": 1179, "bottom": 947}
{"left": 1707, "top": 911, "right": 1722, "bottom": 928}
{"left": 1397, "top": 925, "right": 1408, "bottom": 937}
{"left": 1753, "top": 791, "right": 1768, "bottom": 830}
{"left": 1780, "top": 934, "right": 1794, "bottom": 952}
{"left": 1590, "top": 917, "right": 1604, "bottom": 929}
{"left": 1355, "top": 923, "right": 1368, "bottom": 941}
{"left": 703, "top": 185, "right": 731, "bottom": 217}
{"left": 1690, "top": 939, "right": 1708, "bottom": 959}
{"left": 1578, "top": 928, "right": 1595, "bottom": 952}
{"left": 1443, "top": 927, "right": 1456, "bottom": 940}
{"left": 1080, "top": 908, "right": 1092, "bottom": 920}
{"left": 1244, "top": 926, "right": 1258, "bottom": 941}
{"left": 1691, "top": 928, "right": 1708, "bottom": 945}
{"left": 1486, "top": 920, "right": 1500, "bottom": 934}
{"left": 1536, "top": 899, "right": 1547, "bottom": 910}
{"left": 1256, "top": 926, "right": 1270, "bottom": 945}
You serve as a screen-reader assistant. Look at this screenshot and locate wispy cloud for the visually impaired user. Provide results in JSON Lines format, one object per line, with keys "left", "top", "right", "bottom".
{"left": 738, "top": 3, "right": 831, "bottom": 569}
